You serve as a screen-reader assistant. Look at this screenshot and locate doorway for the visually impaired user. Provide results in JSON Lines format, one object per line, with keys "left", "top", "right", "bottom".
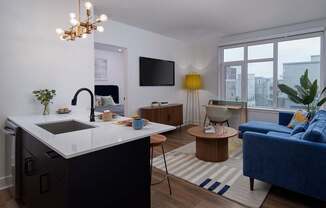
{"left": 94, "top": 42, "right": 128, "bottom": 116}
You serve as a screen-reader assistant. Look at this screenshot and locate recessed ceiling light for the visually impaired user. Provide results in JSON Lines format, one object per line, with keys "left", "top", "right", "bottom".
{"left": 118, "top": 48, "right": 123, "bottom": 52}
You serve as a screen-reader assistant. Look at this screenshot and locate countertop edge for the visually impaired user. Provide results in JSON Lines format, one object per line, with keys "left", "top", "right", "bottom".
{"left": 8, "top": 116, "right": 176, "bottom": 159}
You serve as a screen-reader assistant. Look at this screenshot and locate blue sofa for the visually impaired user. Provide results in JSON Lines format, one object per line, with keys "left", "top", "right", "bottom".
{"left": 239, "top": 110, "right": 326, "bottom": 201}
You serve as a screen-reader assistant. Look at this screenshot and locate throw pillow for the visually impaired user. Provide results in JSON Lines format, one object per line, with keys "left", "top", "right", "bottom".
{"left": 95, "top": 96, "right": 102, "bottom": 107}
{"left": 101, "top": 96, "right": 116, "bottom": 106}
{"left": 287, "top": 110, "right": 308, "bottom": 129}
{"left": 291, "top": 122, "right": 309, "bottom": 135}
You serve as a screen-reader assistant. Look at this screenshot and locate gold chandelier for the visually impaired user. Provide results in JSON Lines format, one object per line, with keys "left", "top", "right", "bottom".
{"left": 56, "top": 0, "right": 108, "bottom": 41}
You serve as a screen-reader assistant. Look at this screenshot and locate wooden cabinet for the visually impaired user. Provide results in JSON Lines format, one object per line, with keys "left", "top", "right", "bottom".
{"left": 140, "top": 104, "right": 183, "bottom": 127}
{"left": 19, "top": 130, "right": 150, "bottom": 208}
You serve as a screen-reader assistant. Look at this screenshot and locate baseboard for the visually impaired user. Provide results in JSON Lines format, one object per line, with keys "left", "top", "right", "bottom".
{"left": 0, "top": 175, "right": 12, "bottom": 191}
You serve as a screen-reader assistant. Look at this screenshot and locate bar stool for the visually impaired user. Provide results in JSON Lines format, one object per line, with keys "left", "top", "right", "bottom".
{"left": 150, "top": 134, "right": 172, "bottom": 195}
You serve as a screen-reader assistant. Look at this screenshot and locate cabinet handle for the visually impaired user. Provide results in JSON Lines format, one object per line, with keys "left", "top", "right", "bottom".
{"left": 24, "top": 157, "right": 34, "bottom": 176}
{"left": 45, "top": 150, "right": 60, "bottom": 159}
{"left": 40, "top": 173, "right": 50, "bottom": 194}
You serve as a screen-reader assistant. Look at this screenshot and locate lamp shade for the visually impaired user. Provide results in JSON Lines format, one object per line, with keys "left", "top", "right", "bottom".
{"left": 185, "top": 74, "right": 202, "bottom": 90}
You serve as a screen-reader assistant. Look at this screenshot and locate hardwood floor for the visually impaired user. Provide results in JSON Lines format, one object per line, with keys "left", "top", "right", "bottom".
{"left": 151, "top": 126, "right": 326, "bottom": 208}
{"left": 1, "top": 125, "right": 325, "bottom": 208}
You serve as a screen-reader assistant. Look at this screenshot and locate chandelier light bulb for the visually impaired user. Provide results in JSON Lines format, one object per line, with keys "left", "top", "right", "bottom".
{"left": 56, "top": 1, "right": 106, "bottom": 41}
{"left": 70, "top": 18, "right": 79, "bottom": 26}
{"left": 97, "top": 26, "right": 104, "bottom": 32}
{"left": 56, "top": 28, "right": 64, "bottom": 35}
{"left": 69, "top": 12, "right": 76, "bottom": 19}
{"left": 99, "top": 14, "right": 108, "bottom": 22}
{"left": 84, "top": 2, "right": 93, "bottom": 10}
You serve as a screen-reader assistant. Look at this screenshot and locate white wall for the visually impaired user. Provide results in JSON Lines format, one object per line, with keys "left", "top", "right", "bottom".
{"left": 95, "top": 20, "right": 186, "bottom": 116}
{"left": 0, "top": 0, "right": 94, "bottom": 187}
{"left": 94, "top": 47, "right": 126, "bottom": 104}
{"left": 177, "top": 36, "right": 220, "bottom": 123}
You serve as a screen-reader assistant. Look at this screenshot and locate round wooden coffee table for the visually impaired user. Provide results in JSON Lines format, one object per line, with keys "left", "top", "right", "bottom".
{"left": 187, "top": 126, "right": 238, "bottom": 162}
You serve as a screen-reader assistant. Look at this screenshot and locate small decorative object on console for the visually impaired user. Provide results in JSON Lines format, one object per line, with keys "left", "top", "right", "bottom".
{"left": 204, "top": 125, "right": 216, "bottom": 134}
{"left": 160, "top": 102, "right": 169, "bottom": 106}
{"left": 33, "top": 89, "right": 56, "bottom": 115}
{"left": 151, "top": 101, "right": 160, "bottom": 107}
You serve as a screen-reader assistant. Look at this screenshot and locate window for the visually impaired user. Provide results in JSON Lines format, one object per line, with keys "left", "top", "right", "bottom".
{"left": 223, "top": 47, "right": 244, "bottom": 62}
{"left": 248, "top": 43, "right": 273, "bottom": 60}
{"left": 277, "top": 37, "right": 321, "bottom": 109}
{"left": 221, "top": 33, "right": 323, "bottom": 109}
{"left": 248, "top": 62, "right": 274, "bottom": 107}
{"left": 225, "top": 65, "right": 242, "bottom": 101}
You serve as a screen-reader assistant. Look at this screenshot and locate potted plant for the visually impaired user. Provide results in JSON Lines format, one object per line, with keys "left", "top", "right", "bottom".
{"left": 278, "top": 69, "right": 326, "bottom": 118}
{"left": 33, "top": 89, "right": 56, "bottom": 115}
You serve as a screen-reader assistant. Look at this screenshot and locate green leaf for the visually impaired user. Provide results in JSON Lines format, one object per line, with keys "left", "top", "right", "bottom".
{"left": 300, "top": 69, "right": 311, "bottom": 89}
{"left": 278, "top": 84, "right": 303, "bottom": 104}
{"left": 295, "top": 85, "right": 308, "bottom": 99}
{"left": 303, "top": 80, "right": 318, "bottom": 105}
{"left": 278, "top": 84, "right": 298, "bottom": 97}
{"left": 288, "top": 95, "right": 304, "bottom": 104}
{"left": 318, "top": 97, "right": 326, "bottom": 107}
{"left": 321, "top": 87, "right": 326, "bottom": 96}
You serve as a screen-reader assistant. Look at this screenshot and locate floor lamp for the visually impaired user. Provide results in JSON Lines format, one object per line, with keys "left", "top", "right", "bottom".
{"left": 185, "top": 73, "right": 202, "bottom": 125}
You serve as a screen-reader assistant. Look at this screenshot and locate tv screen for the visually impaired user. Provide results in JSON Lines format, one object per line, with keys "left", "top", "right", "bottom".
{"left": 139, "top": 57, "right": 175, "bottom": 86}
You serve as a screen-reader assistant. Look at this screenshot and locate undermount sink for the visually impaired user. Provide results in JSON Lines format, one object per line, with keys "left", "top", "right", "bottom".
{"left": 37, "top": 120, "right": 96, "bottom": 135}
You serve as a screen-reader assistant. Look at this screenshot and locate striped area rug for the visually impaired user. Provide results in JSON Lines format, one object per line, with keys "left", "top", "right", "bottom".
{"left": 153, "top": 142, "right": 271, "bottom": 208}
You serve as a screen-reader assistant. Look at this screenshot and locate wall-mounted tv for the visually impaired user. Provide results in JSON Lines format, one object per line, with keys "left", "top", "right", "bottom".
{"left": 139, "top": 57, "right": 175, "bottom": 86}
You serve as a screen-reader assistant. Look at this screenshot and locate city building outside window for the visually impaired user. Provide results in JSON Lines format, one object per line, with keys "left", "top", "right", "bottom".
{"left": 220, "top": 33, "right": 323, "bottom": 110}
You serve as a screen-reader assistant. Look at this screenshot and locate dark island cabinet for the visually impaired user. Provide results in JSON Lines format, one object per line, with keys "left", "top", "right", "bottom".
{"left": 19, "top": 130, "right": 150, "bottom": 208}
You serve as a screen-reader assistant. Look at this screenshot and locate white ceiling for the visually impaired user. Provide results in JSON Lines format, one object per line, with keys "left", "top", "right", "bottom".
{"left": 94, "top": 0, "right": 326, "bottom": 42}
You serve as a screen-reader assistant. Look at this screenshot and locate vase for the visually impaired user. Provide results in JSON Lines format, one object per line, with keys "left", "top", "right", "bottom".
{"left": 43, "top": 103, "right": 50, "bottom": 115}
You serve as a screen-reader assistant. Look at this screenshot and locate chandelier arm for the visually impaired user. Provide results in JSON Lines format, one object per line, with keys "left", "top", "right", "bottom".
{"left": 56, "top": 0, "right": 106, "bottom": 41}
{"left": 78, "top": 0, "right": 81, "bottom": 21}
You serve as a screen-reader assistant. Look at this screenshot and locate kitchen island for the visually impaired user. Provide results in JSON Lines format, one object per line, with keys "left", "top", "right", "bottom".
{"left": 9, "top": 112, "right": 175, "bottom": 208}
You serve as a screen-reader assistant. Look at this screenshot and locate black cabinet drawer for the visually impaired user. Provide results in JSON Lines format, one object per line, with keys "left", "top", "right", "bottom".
{"left": 22, "top": 131, "right": 67, "bottom": 180}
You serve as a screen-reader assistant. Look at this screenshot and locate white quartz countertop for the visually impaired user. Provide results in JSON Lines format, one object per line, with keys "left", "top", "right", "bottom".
{"left": 8, "top": 111, "right": 176, "bottom": 159}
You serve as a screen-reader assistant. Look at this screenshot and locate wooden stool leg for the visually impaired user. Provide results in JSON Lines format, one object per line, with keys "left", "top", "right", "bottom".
{"left": 162, "top": 144, "right": 172, "bottom": 195}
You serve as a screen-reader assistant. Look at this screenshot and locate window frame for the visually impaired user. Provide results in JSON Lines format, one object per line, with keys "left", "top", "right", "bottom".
{"left": 220, "top": 32, "right": 324, "bottom": 110}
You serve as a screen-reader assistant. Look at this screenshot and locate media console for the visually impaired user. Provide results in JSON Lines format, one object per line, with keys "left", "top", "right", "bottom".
{"left": 140, "top": 104, "right": 183, "bottom": 128}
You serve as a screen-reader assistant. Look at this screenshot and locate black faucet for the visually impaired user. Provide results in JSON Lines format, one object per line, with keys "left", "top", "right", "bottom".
{"left": 71, "top": 88, "right": 95, "bottom": 122}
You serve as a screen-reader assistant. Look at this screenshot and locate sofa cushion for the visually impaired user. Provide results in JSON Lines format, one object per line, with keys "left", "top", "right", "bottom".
{"left": 267, "top": 131, "right": 291, "bottom": 138}
{"left": 239, "top": 121, "right": 292, "bottom": 135}
{"left": 303, "top": 120, "right": 326, "bottom": 143}
{"left": 311, "top": 110, "right": 326, "bottom": 124}
{"left": 266, "top": 131, "right": 305, "bottom": 140}
{"left": 291, "top": 123, "right": 309, "bottom": 135}
{"left": 291, "top": 132, "right": 305, "bottom": 140}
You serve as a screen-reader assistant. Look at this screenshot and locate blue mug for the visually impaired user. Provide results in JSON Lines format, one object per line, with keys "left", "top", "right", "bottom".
{"left": 132, "top": 118, "right": 145, "bottom": 130}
